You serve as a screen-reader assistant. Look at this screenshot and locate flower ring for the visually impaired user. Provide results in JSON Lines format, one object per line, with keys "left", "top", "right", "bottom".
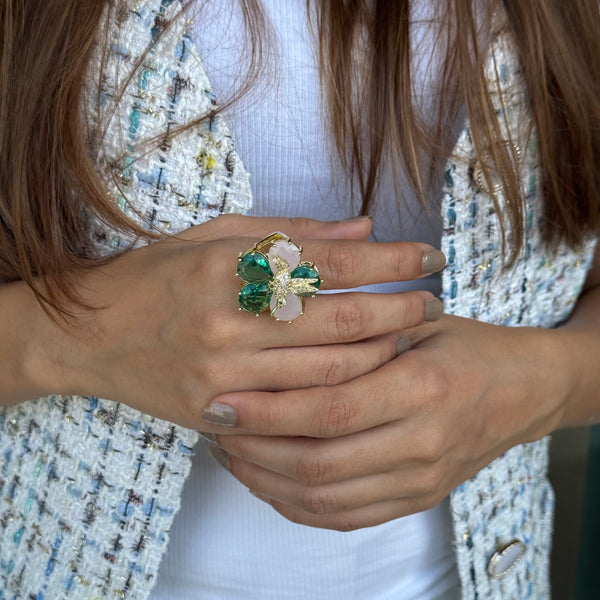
{"left": 236, "top": 232, "right": 321, "bottom": 321}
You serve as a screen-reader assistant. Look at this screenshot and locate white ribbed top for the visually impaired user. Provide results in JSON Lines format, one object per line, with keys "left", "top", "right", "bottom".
{"left": 151, "top": 1, "right": 459, "bottom": 598}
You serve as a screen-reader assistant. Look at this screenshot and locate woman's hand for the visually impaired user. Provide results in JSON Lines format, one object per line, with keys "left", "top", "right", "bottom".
{"left": 16, "top": 214, "right": 444, "bottom": 426}
{"left": 203, "top": 315, "right": 571, "bottom": 531}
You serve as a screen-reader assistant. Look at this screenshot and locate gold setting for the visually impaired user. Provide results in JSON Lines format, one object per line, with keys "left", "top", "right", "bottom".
{"left": 236, "top": 232, "right": 321, "bottom": 322}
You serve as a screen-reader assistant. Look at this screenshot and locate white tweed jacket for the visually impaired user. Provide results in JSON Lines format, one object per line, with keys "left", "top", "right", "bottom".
{"left": 0, "top": 1, "right": 594, "bottom": 598}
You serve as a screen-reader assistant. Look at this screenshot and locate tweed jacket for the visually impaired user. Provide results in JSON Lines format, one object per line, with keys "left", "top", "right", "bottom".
{"left": 0, "top": 1, "right": 594, "bottom": 598}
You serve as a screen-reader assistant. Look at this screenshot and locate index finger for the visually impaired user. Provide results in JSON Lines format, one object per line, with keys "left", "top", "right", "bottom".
{"left": 298, "top": 239, "right": 445, "bottom": 289}
{"left": 200, "top": 354, "right": 416, "bottom": 436}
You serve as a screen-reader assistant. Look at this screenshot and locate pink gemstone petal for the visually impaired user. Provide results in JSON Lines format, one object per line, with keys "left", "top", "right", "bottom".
{"left": 271, "top": 293, "right": 303, "bottom": 321}
{"left": 269, "top": 240, "right": 301, "bottom": 272}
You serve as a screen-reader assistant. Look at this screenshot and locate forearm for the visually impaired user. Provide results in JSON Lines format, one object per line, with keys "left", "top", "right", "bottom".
{"left": 554, "top": 283, "right": 600, "bottom": 428}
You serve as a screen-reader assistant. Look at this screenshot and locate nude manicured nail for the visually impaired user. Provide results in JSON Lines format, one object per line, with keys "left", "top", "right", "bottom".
{"left": 422, "top": 249, "right": 447, "bottom": 274}
{"left": 209, "top": 444, "right": 231, "bottom": 471}
{"left": 424, "top": 298, "right": 444, "bottom": 322}
{"left": 396, "top": 336, "right": 412, "bottom": 355}
{"left": 198, "top": 431, "right": 217, "bottom": 443}
{"left": 201, "top": 402, "right": 238, "bottom": 426}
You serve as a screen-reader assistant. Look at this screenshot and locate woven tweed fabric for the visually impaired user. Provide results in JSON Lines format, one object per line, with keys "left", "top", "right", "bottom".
{"left": 443, "top": 30, "right": 596, "bottom": 600}
{"left": 0, "top": 1, "right": 251, "bottom": 598}
{"left": 83, "top": 0, "right": 252, "bottom": 255}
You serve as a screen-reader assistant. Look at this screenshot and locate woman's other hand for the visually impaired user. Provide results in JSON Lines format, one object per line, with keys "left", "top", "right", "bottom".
{"left": 203, "top": 315, "right": 570, "bottom": 530}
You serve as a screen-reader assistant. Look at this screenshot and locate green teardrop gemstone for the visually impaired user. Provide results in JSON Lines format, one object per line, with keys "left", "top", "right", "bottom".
{"left": 237, "top": 252, "right": 273, "bottom": 283}
{"left": 238, "top": 283, "right": 272, "bottom": 313}
{"left": 290, "top": 264, "right": 321, "bottom": 288}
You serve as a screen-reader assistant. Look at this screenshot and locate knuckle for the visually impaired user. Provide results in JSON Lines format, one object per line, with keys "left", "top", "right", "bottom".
{"left": 326, "top": 241, "right": 359, "bottom": 281}
{"left": 196, "top": 310, "right": 238, "bottom": 351}
{"left": 418, "top": 361, "right": 449, "bottom": 407}
{"left": 325, "top": 299, "right": 365, "bottom": 341}
{"left": 313, "top": 390, "right": 360, "bottom": 437}
{"left": 417, "top": 428, "right": 448, "bottom": 463}
{"left": 331, "top": 515, "right": 361, "bottom": 532}
{"left": 296, "top": 450, "right": 338, "bottom": 486}
{"left": 259, "top": 397, "right": 286, "bottom": 435}
{"left": 300, "top": 487, "right": 339, "bottom": 515}
{"left": 312, "top": 351, "right": 350, "bottom": 386}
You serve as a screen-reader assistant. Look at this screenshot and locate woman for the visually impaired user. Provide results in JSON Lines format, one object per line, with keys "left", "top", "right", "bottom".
{"left": 0, "top": 0, "right": 599, "bottom": 598}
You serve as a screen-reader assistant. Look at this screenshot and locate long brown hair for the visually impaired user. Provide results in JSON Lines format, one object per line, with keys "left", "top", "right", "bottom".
{"left": 1, "top": 0, "right": 600, "bottom": 312}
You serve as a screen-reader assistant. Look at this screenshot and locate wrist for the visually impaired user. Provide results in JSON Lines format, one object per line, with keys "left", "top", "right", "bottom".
{"left": 504, "top": 325, "right": 573, "bottom": 440}
{"left": 551, "top": 324, "right": 600, "bottom": 429}
{"left": 0, "top": 281, "right": 72, "bottom": 403}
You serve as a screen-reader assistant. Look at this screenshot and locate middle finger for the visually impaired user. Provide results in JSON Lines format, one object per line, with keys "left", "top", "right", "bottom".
{"left": 253, "top": 291, "right": 442, "bottom": 348}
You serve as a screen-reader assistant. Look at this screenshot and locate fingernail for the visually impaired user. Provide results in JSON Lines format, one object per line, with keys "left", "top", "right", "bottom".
{"left": 424, "top": 297, "right": 444, "bottom": 322}
{"left": 198, "top": 431, "right": 217, "bottom": 443}
{"left": 201, "top": 402, "right": 238, "bottom": 426}
{"left": 422, "top": 249, "right": 447, "bottom": 274}
{"left": 209, "top": 444, "right": 231, "bottom": 471}
{"left": 396, "top": 336, "right": 411, "bottom": 355}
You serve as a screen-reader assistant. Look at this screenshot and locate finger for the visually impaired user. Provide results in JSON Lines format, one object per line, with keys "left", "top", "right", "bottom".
{"left": 202, "top": 353, "right": 423, "bottom": 436}
{"left": 227, "top": 454, "right": 407, "bottom": 514}
{"left": 249, "top": 333, "right": 401, "bottom": 390}
{"left": 257, "top": 495, "right": 437, "bottom": 532}
{"left": 210, "top": 441, "right": 443, "bottom": 528}
{"left": 176, "top": 214, "right": 373, "bottom": 243}
{"left": 219, "top": 425, "right": 449, "bottom": 499}
{"left": 224, "top": 238, "right": 443, "bottom": 290}
{"left": 298, "top": 238, "right": 446, "bottom": 289}
{"left": 216, "top": 426, "right": 401, "bottom": 485}
{"left": 251, "top": 291, "right": 442, "bottom": 348}
{"left": 199, "top": 231, "right": 444, "bottom": 291}
{"left": 227, "top": 451, "right": 447, "bottom": 516}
